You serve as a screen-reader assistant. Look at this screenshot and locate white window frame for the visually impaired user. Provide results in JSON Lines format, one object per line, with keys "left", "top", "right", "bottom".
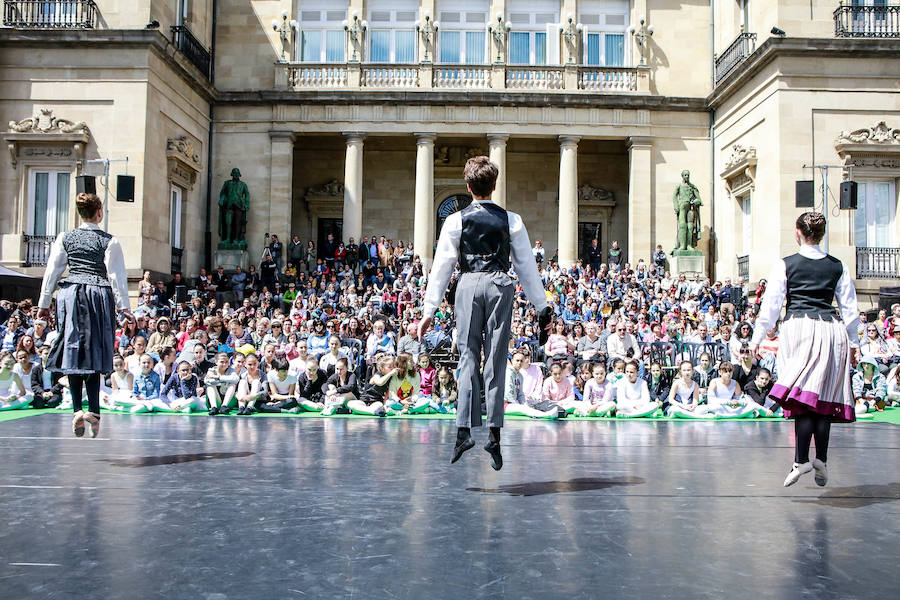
{"left": 26, "top": 167, "right": 71, "bottom": 237}
{"left": 170, "top": 184, "right": 183, "bottom": 249}
{"left": 296, "top": 3, "right": 348, "bottom": 63}
{"left": 507, "top": 0, "right": 559, "bottom": 65}
{"left": 438, "top": 3, "right": 489, "bottom": 65}
{"left": 368, "top": 1, "right": 418, "bottom": 63}
{"left": 579, "top": 0, "right": 630, "bottom": 66}
{"left": 854, "top": 179, "right": 896, "bottom": 248}
{"left": 741, "top": 194, "right": 752, "bottom": 255}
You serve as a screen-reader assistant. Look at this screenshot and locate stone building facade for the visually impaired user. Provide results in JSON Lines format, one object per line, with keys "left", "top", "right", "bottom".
{"left": 1, "top": 0, "right": 898, "bottom": 306}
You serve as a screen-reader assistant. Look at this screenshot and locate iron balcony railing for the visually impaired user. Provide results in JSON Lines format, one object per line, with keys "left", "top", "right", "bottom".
{"left": 856, "top": 247, "right": 900, "bottom": 279}
{"left": 24, "top": 235, "right": 56, "bottom": 267}
{"left": 171, "top": 25, "right": 211, "bottom": 79}
{"left": 834, "top": 4, "right": 900, "bottom": 37}
{"left": 714, "top": 32, "right": 757, "bottom": 84}
{"left": 3, "top": 0, "right": 97, "bottom": 28}
{"left": 171, "top": 247, "right": 183, "bottom": 275}
{"left": 737, "top": 255, "right": 750, "bottom": 281}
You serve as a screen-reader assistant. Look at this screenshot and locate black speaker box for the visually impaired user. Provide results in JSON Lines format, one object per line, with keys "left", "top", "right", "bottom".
{"left": 75, "top": 175, "right": 96, "bottom": 195}
{"left": 117, "top": 175, "right": 135, "bottom": 202}
{"left": 795, "top": 180, "right": 814, "bottom": 208}
{"left": 840, "top": 180, "right": 858, "bottom": 210}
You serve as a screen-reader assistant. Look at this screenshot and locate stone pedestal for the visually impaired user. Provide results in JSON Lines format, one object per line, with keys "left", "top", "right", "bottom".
{"left": 671, "top": 253, "right": 705, "bottom": 277}
{"left": 214, "top": 249, "right": 249, "bottom": 272}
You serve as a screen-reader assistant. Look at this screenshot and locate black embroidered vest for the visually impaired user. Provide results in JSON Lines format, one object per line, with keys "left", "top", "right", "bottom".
{"left": 458, "top": 202, "right": 511, "bottom": 273}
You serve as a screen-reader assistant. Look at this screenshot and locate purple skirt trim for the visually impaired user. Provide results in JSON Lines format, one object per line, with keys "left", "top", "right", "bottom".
{"left": 769, "top": 383, "right": 856, "bottom": 423}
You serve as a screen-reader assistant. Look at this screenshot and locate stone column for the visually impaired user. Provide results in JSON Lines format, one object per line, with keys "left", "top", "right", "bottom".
{"left": 268, "top": 130, "right": 295, "bottom": 257}
{"left": 627, "top": 136, "right": 653, "bottom": 266}
{"left": 414, "top": 133, "right": 437, "bottom": 269}
{"left": 557, "top": 135, "right": 580, "bottom": 268}
{"left": 487, "top": 134, "right": 509, "bottom": 207}
{"left": 343, "top": 132, "right": 365, "bottom": 244}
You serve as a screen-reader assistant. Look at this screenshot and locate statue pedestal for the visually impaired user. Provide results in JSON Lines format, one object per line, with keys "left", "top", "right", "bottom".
{"left": 214, "top": 248, "right": 249, "bottom": 272}
{"left": 671, "top": 253, "right": 705, "bottom": 277}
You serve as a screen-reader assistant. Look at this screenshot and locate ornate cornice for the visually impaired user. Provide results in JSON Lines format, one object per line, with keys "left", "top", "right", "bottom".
{"left": 720, "top": 144, "right": 757, "bottom": 196}
{"left": 8, "top": 108, "right": 88, "bottom": 134}
{"left": 166, "top": 136, "right": 202, "bottom": 190}
{"left": 4, "top": 108, "right": 91, "bottom": 168}
{"left": 723, "top": 144, "right": 757, "bottom": 171}
{"left": 835, "top": 122, "right": 900, "bottom": 172}
{"left": 578, "top": 184, "right": 616, "bottom": 206}
{"left": 836, "top": 121, "right": 900, "bottom": 145}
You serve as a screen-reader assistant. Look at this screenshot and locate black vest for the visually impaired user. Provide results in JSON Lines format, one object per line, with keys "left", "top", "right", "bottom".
{"left": 458, "top": 202, "right": 511, "bottom": 273}
{"left": 60, "top": 228, "right": 112, "bottom": 287}
{"left": 784, "top": 252, "right": 843, "bottom": 321}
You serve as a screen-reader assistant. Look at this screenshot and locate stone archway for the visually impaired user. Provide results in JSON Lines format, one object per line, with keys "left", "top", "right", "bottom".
{"left": 435, "top": 193, "right": 472, "bottom": 240}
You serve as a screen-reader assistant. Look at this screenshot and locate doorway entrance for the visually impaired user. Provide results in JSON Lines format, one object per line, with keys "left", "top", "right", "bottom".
{"left": 435, "top": 194, "right": 472, "bottom": 240}
{"left": 578, "top": 222, "right": 602, "bottom": 264}
{"left": 317, "top": 218, "right": 343, "bottom": 254}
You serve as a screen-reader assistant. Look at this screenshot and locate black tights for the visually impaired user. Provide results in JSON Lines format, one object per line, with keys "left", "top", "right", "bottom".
{"left": 69, "top": 373, "right": 101, "bottom": 414}
{"left": 794, "top": 413, "right": 832, "bottom": 464}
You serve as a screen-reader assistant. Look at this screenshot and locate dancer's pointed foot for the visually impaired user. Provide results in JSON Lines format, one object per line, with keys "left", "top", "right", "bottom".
{"left": 83, "top": 412, "right": 101, "bottom": 438}
{"left": 783, "top": 461, "right": 813, "bottom": 487}
{"left": 451, "top": 428, "right": 474, "bottom": 464}
{"left": 484, "top": 441, "right": 503, "bottom": 471}
{"left": 72, "top": 410, "right": 85, "bottom": 437}
{"left": 812, "top": 459, "right": 828, "bottom": 487}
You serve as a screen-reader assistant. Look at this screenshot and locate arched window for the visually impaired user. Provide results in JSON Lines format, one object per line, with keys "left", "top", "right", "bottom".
{"left": 435, "top": 194, "right": 472, "bottom": 239}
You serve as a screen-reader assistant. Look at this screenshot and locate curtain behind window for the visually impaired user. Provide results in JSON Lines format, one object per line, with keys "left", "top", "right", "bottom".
{"left": 56, "top": 173, "right": 69, "bottom": 235}
{"left": 465, "top": 31, "right": 485, "bottom": 64}
{"left": 605, "top": 33, "right": 624, "bottom": 66}
{"left": 440, "top": 30, "right": 461, "bottom": 62}
{"left": 509, "top": 31, "right": 529, "bottom": 64}
{"left": 301, "top": 30, "right": 321, "bottom": 61}
{"left": 395, "top": 30, "right": 416, "bottom": 62}
{"left": 34, "top": 173, "right": 48, "bottom": 236}
{"left": 325, "top": 30, "right": 345, "bottom": 61}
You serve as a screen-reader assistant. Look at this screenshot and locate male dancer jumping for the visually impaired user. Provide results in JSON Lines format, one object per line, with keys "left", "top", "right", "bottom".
{"left": 419, "top": 156, "right": 552, "bottom": 470}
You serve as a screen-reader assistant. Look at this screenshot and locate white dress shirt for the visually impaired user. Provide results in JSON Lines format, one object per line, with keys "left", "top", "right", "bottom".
{"left": 751, "top": 244, "right": 859, "bottom": 348}
{"left": 423, "top": 200, "right": 549, "bottom": 319}
{"left": 38, "top": 223, "right": 131, "bottom": 311}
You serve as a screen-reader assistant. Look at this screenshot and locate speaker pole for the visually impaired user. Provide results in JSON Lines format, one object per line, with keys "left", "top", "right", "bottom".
{"left": 802, "top": 163, "right": 854, "bottom": 255}
{"left": 84, "top": 156, "right": 129, "bottom": 231}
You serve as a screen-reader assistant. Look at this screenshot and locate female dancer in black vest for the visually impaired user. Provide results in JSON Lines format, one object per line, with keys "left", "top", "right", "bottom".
{"left": 750, "top": 212, "right": 860, "bottom": 487}
{"left": 37, "top": 193, "right": 134, "bottom": 437}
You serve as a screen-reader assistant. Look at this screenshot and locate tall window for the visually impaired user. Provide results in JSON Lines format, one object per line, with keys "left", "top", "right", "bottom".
{"left": 507, "top": 0, "right": 559, "bottom": 65}
{"left": 580, "top": 0, "right": 628, "bottom": 66}
{"left": 854, "top": 180, "right": 896, "bottom": 247}
{"left": 170, "top": 185, "right": 183, "bottom": 249}
{"left": 438, "top": 1, "right": 488, "bottom": 64}
{"left": 27, "top": 169, "right": 69, "bottom": 237}
{"left": 298, "top": 3, "right": 348, "bottom": 62}
{"left": 741, "top": 196, "right": 752, "bottom": 255}
{"left": 368, "top": 0, "right": 417, "bottom": 62}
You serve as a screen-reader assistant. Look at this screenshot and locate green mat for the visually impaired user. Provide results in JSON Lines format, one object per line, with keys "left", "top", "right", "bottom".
{"left": 2, "top": 407, "right": 898, "bottom": 425}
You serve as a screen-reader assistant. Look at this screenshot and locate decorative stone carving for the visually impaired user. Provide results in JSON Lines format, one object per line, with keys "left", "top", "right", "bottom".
{"left": 8, "top": 108, "right": 88, "bottom": 135}
{"left": 434, "top": 146, "right": 486, "bottom": 167}
{"left": 835, "top": 122, "right": 900, "bottom": 174}
{"left": 723, "top": 145, "right": 757, "bottom": 171}
{"left": 4, "top": 108, "right": 91, "bottom": 168}
{"left": 836, "top": 121, "right": 900, "bottom": 145}
{"left": 578, "top": 184, "right": 616, "bottom": 205}
{"left": 166, "top": 135, "right": 202, "bottom": 190}
{"left": 306, "top": 179, "right": 344, "bottom": 197}
{"left": 720, "top": 143, "right": 757, "bottom": 197}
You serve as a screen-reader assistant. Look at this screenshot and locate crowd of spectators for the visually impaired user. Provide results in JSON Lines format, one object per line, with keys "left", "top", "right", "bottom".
{"left": 1, "top": 234, "right": 899, "bottom": 419}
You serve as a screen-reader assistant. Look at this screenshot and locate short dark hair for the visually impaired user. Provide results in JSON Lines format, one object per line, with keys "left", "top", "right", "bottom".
{"left": 796, "top": 211, "right": 826, "bottom": 244}
{"left": 463, "top": 156, "right": 498, "bottom": 197}
{"left": 271, "top": 356, "right": 289, "bottom": 372}
{"left": 75, "top": 193, "right": 102, "bottom": 220}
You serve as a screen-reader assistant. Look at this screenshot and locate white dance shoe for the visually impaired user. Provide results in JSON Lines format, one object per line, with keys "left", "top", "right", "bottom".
{"left": 812, "top": 459, "right": 828, "bottom": 487}
{"left": 783, "top": 462, "right": 813, "bottom": 487}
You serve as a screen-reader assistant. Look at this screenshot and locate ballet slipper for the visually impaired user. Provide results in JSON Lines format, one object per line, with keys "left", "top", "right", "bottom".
{"left": 812, "top": 459, "right": 828, "bottom": 487}
{"left": 83, "top": 412, "right": 101, "bottom": 438}
{"left": 72, "top": 410, "right": 85, "bottom": 437}
{"left": 783, "top": 462, "right": 813, "bottom": 487}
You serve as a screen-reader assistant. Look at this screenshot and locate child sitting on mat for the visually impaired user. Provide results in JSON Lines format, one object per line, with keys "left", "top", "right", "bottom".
{"left": 347, "top": 353, "right": 393, "bottom": 417}
{"left": 205, "top": 351, "right": 239, "bottom": 415}
{"left": 581, "top": 362, "right": 617, "bottom": 417}
{"left": 417, "top": 353, "right": 436, "bottom": 398}
{"left": 433, "top": 365, "right": 458, "bottom": 413}
{"left": 161, "top": 360, "right": 207, "bottom": 414}
{"left": 615, "top": 360, "right": 659, "bottom": 418}
{"left": 0, "top": 351, "right": 29, "bottom": 410}
{"left": 257, "top": 356, "right": 298, "bottom": 413}
{"left": 706, "top": 361, "right": 757, "bottom": 418}
{"left": 505, "top": 349, "right": 560, "bottom": 419}
{"left": 852, "top": 356, "right": 887, "bottom": 417}
{"left": 30, "top": 345, "right": 63, "bottom": 409}
{"left": 291, "top": 356, "right": 328, "bottom": 413}
{"left": 322, "top": 357, "right": 359, "bottom": 416}
{"left": 236, "top": 353, "right": 266, "bottom": 415}
{"left": 131, "top": 354, "right": 166, "bottom": 413}
{"left": 542, "top": 361, "right": 581, "bottom": 415}
{"left": 103, "top": 354, "right": 136, "bottom": 412}
{"left": 667, "top": 361, "right": 709, "bottom": 418}
{"left": 742, "top": 367, "right": 781, "bottom": 417}
{"left": 389, "top": 352, "right": 432, "bottom": 413}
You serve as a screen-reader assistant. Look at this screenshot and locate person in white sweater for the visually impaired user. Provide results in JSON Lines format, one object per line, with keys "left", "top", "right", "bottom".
{"left": 504, "top": 349, "right": 560, "bottom": 419}
{"left": 615, "top": 361, "right": 659, "bottom": 417}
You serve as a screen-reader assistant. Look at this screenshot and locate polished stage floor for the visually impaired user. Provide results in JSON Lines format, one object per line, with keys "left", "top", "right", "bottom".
{"left": 1, "top": 413, "right": 898, "bottom": 599}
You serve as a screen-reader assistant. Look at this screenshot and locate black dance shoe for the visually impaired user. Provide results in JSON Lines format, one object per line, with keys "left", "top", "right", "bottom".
{"left": 451, "top": 437, "right": 475, "bottom": 464}
{"left": 484, "top": 441, "right": 503, "bottom": 471}
{"left": 208, "top": 407, "right": 219, "bottom": 416}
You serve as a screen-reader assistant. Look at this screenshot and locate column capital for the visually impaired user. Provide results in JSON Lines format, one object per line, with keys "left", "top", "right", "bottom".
{"left": 487, "top": 133, "right": 510, "bottom": 144}
{"left": 269, "top": 130, "right": 296, "bottom": 142}
{"left": 414, "top": 132, "right": 437, "bottom": 144}
{"left": 626, "top": 136, "right": 653, "bottom": 150}
{"left": 343, "top": 132, "right": 366, "bottom": 144}
{"left": 558, "top": 135, "right": 581, "bottom": 147}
